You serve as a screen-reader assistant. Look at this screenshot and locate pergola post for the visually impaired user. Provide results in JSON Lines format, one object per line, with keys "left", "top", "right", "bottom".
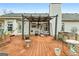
{"left": 54, "top": 15, "right": 58, "bottom": 40}
{"left": 22, "top": 14, "right": 24, "bottom": 40}
{"left": 29, "top": 21, "right": 30, "bottom": 36}
{"left": 47, "top": 15, "right": 50, "bottom": 35}
{"left": 48, "top": 20, "right": 50, "bottom": 35}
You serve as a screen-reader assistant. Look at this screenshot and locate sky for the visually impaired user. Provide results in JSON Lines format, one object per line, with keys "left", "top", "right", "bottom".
{"left": 0, "top": 3, "right": 49, "bottom": 14}
{"left": 0, "top": 3, "right": 79, "bottom": 14}
{"left": 62, "top": 3, "right": 79, "bottom": 13}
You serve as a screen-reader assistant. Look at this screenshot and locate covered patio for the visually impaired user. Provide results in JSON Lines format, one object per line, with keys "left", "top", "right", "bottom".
{"left": 21, "top": 14, "right": 58, "bottom": 40}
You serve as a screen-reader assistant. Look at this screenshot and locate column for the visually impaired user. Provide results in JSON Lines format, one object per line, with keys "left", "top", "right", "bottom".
{"left": 49, "top": 3, "right": 62, "bottom": 37}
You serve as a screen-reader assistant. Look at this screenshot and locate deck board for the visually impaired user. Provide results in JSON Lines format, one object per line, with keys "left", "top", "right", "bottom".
{"left": 0, "top": 35, "right": 74, "bottom": 56}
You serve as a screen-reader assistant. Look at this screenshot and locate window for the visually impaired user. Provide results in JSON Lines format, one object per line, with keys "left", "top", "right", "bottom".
{"left": 7, "top": 23, "right": 13, "bottom": 31}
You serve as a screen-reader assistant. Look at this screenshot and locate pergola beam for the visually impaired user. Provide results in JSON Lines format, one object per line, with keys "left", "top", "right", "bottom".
{"left": 21, "top": 14, "right": 58, "bottom": 40}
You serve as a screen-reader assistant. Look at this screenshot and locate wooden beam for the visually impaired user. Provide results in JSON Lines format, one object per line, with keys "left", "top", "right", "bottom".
{"left": 27, "top": 16, "right": 52, "bottom": 22}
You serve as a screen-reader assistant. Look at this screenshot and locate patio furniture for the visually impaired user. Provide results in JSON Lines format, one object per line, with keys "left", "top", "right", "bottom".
{"left": 25, "top": 39, "right": 31, "bottom": 47}
{"left": 35, "top": 31, "right": 39, "bottom": 36}
{"left": 54, "top": 48, "right": 61, "bottom": 56}
{"left": 25, "top": 36, "right": 31, "bottom": 47}
{"left": 65, "top": 39, "right": 79, "bottom": 55}
{"left": 43, "top": 31, "right": 49, "bottom": 36}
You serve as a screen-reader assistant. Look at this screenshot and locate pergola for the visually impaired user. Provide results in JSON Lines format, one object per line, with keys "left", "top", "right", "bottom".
{"left": 21, "top": 14, "right": 58, "bottom": 40}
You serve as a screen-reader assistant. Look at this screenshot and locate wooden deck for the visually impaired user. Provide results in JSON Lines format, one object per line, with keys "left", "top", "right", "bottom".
{"left": 0, "top": 35, "right": 78, "bottom": 56}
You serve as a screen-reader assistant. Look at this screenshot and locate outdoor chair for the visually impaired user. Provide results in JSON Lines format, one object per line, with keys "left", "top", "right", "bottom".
{"left": 35, "top": 31, "right": 39, "bottom": 36}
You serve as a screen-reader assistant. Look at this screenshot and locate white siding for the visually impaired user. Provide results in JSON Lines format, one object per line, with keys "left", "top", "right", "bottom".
{"left": 13, "top": 20, "right": 18, "bottom": 35}
{"left": 4, "top": 20, "right": 8, "bottom": 32}
{"left": 63, "top": 22, "right": 79, "bottom": 33}
{"left": 4, "top": 19, "right": 18, "bottom": 35}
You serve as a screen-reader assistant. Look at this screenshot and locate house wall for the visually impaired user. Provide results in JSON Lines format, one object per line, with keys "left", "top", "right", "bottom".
{"left": 4, "top": 19, "right": 18, "bottom": 35}
{"left": 3, "top": 19, "right": 29, "bottom": 35}
{"left": 63, "top": 21, "right": 79, "bottom": 33}
{"left": 0, "top": 20, "right": 4, "bottom": 29}
{"left": 49, "top": 3, "right": 62, "bottom": 36}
